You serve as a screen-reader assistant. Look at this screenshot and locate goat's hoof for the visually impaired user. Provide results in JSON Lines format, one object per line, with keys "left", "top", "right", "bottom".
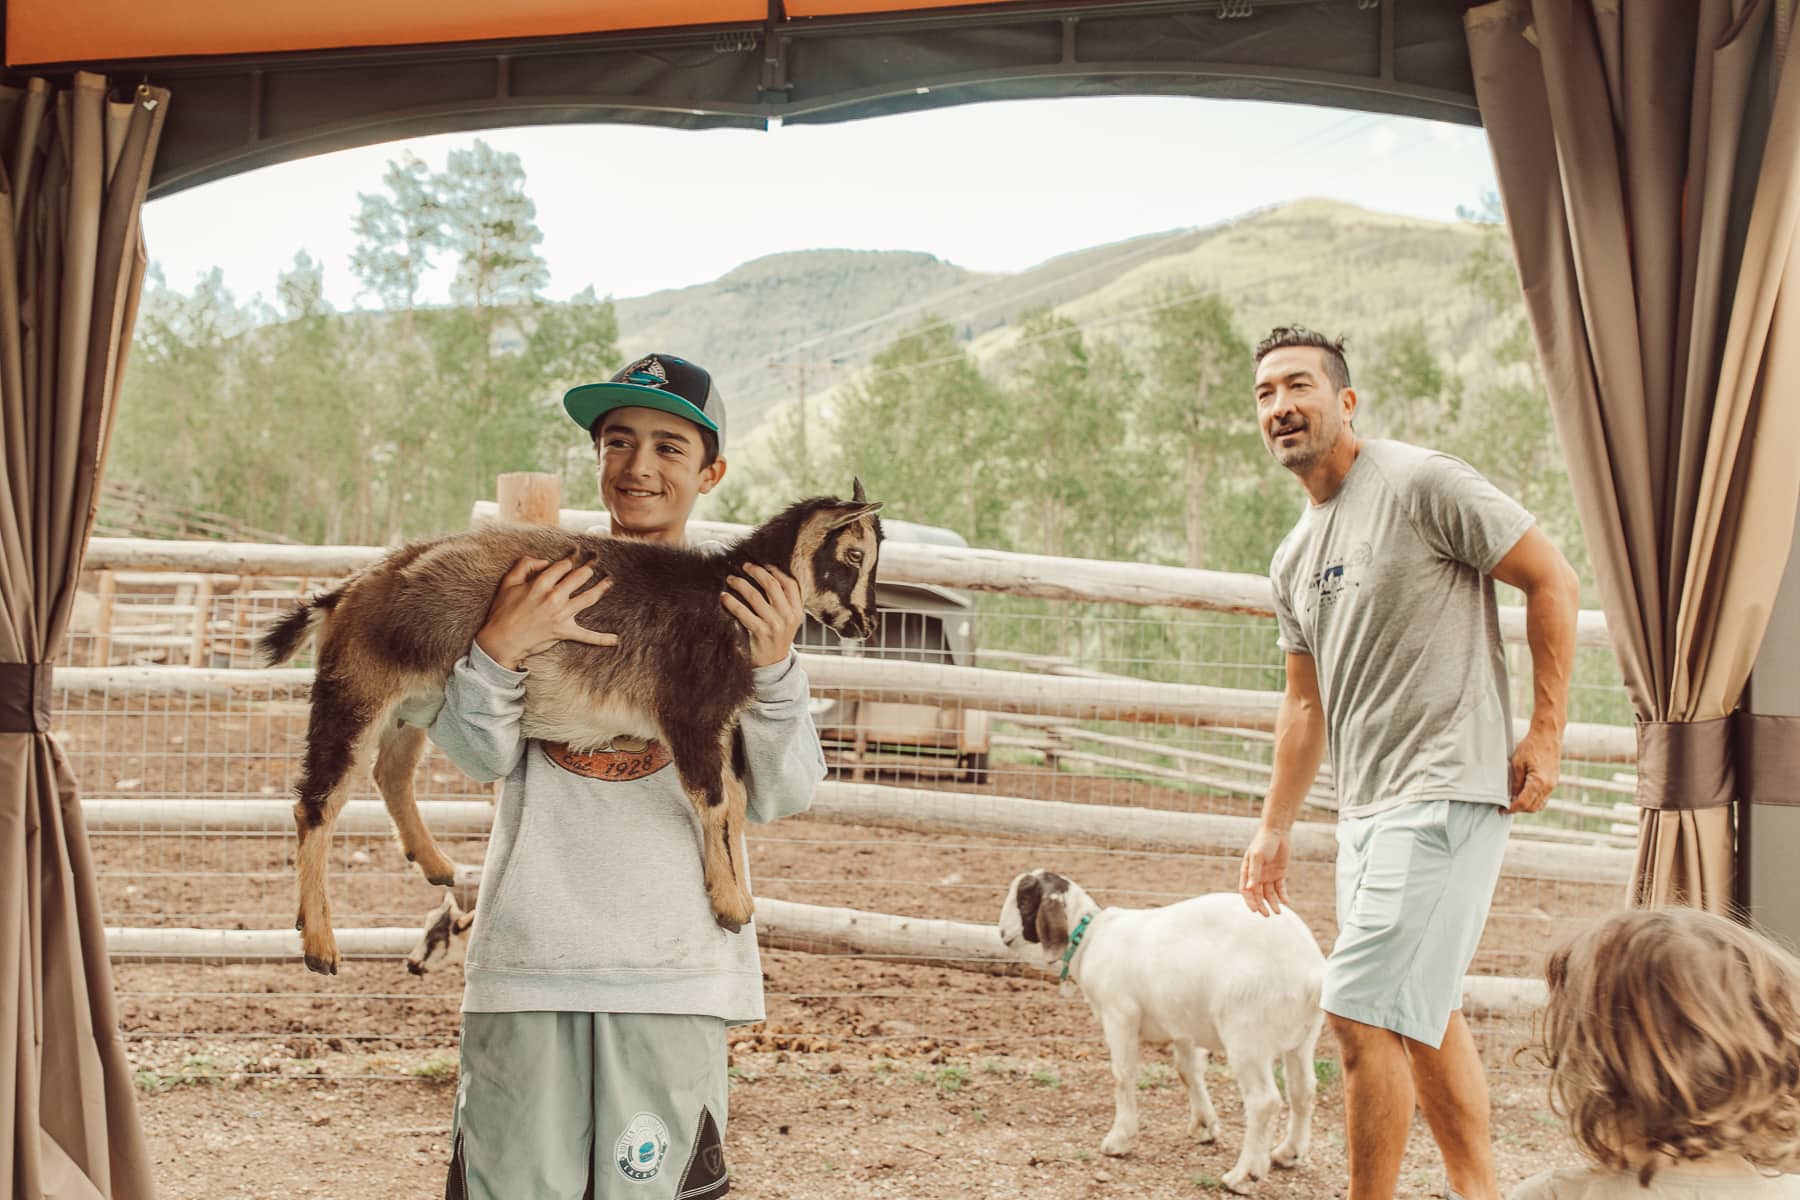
{"left": 303, "top": 953, "right": 339, "bottom": 976}
{"left": 714, "top": 912, "right": 744, "bottom": 934}
{"left": 1189, "top": 1117, "right": 1218, "bottom": 1143}
{"left": 1100, "top": 1133, "right": 1135, "bottom": 1157}
{"left": 1272, "top": 1148, "right": 1304, "bottom": 1170}
{"left": 419, "top": 860, "right": 458, "bottom": 887}
{"left": 1222, "top": 1167, "right": 1258, "bottom": 1195}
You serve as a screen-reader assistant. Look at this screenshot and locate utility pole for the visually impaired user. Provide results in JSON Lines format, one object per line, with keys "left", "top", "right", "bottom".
{"left": 767, "top": 356, "right": 844, "bottom": 491}
{"left": 796, "top": 359, "right": 809, "bottom": 488}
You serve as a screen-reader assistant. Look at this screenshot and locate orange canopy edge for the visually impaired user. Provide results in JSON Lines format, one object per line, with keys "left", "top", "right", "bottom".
{"left": 5, "top": 0, "right": 769, "bottom": 65}
{"left": 784, "top": 0, "right": 1038, "bottom": 18}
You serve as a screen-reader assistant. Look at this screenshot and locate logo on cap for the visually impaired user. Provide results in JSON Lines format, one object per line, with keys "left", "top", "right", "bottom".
{"left": 624, "top": 357, "right": 670, "bottom": 390}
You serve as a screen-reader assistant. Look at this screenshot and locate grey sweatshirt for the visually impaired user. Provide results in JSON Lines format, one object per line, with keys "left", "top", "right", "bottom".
{"left": 428, "top": 639, "right": 826, "bottom": 1022}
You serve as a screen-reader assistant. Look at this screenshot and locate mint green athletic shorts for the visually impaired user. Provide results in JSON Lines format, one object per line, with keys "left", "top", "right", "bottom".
{"left": 1321, "top": 798, "right": 1512, "bottom": 1049}
{"left": 445, "top": 1012, "right": 730, "bottom": 1200}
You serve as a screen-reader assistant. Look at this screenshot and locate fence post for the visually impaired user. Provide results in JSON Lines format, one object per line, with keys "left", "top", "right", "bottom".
{"left": 496, "top": 472, "right": 563, "bottom": 527}
{"left": 91, "top": 570, "right": 117, "bottom": 666}
{"left": 188, "top": 575, "right": 215, "bottom": 668}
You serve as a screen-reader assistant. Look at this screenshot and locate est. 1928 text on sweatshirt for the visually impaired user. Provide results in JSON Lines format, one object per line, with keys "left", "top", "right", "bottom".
{"left": 428, "top": 640, "right": 827, "bottom": 1023}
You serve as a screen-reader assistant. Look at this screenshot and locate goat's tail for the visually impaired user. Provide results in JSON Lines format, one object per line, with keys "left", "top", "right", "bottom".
{"left": 256, "top": 587, "right": 344, "bottom": 666}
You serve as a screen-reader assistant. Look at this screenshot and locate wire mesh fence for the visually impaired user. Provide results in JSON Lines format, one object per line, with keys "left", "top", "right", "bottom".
{"left": 60, "top": 555, "right": 1633, "bottom": 1096}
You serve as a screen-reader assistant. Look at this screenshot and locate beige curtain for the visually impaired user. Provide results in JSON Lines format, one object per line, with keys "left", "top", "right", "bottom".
{"left": 1467, "top": 0, "right": 1800, "bottom": 911}
{"left": 1, "top": 73, "right": 168, "bottom": 1198}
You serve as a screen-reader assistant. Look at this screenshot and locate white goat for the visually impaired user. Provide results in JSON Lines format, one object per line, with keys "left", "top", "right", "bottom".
{"left": 404, "top": 886, "right": 476, "bottom": 976}
{"left": 999, "top": 869, "right": 1325, "bottom": 1194}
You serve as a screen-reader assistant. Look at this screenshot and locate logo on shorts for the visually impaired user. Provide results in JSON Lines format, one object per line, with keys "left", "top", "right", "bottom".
{"left": 616, "top": 1112, "right": 671, "bottom": 1182}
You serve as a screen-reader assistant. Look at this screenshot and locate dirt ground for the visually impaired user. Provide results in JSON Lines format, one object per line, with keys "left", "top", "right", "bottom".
{"left": 137, "top": 1031, "right": 1585, "bottom": 1199}
{"left": 69, "top": 701, "right": 1609, "bottom": 1198}
{"left": 127, "top": 947, "right": 1587, "bottom": 1200}
{"left": 114, "top": 808, "right": 1604, "bottom": 1199}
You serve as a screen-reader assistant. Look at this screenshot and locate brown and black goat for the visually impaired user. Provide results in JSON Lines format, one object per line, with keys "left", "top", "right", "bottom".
{"left": 260, "top": 486, "right": 883, "bottom": 974}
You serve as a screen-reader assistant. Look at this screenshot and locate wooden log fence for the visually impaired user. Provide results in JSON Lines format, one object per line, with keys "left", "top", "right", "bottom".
{"left": 101, "top": 901, "right": 1546, "bottom": 1019}
{"left": 1016, "top": 721, "right": 1635, "bottom": 839}
{"left": 88, "top": 520, "right": 1615, "bottom": 651}
{"left": 77, "top": 494, "right": 1600, "bottom": 1039}
{"left": 472, "top": 501, "right": 1612, "bottom": 649}
{"left": 52, "top": 658, "right": 1637, "bottom": 764}
{"left": 85, "top": 538, "right": 385, "bottom": 576}
{"left": 81, "top": 780, "right": 1635, "bottom": 885}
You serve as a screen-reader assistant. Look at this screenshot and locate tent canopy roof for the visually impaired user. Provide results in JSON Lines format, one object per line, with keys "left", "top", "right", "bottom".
{"left": 1, "top": 0, "right": 1479, "bottom": 197}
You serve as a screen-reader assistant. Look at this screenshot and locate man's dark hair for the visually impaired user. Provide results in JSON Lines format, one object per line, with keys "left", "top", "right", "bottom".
{"left": 591, "top": 422, "right": 720, "bottom": 469}
{"left": 1253, "top": 326, "right": 1352, "bottom": 392}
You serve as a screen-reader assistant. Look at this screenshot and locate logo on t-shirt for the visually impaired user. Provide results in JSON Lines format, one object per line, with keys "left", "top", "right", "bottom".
{"left": 1306, "top": 541, "right": 1373, "bottom": 616}
{"left": 616, "top": 1111, "right": 671, "bottom": 1181}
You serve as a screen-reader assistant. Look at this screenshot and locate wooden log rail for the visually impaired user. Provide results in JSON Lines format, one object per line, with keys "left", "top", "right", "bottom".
{"left": 81, "top": 780, "right": 1635, "bottom": 885}
{"left": 101, "top": 900, "right": 1546, "bottom": 1019}
{"left": 51, "top": 658, "right": 1639, "bottom": 764}
{"left": 87, "top": 520, "right": 1615, "bottom": 650}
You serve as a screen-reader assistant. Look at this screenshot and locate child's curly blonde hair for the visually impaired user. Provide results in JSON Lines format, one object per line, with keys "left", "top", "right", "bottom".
{"left": 1530, "top": 907, "right": 1800, "bottom": 1183}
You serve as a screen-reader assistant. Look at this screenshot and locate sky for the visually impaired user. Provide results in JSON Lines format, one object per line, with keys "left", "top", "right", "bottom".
{"left": 140, "top": 96, "right": 1499, "bottom": 310}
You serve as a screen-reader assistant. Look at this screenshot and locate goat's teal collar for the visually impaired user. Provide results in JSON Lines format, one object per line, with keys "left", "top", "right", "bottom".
{"left": 1059, "top": 912, "right": 1094, "bottom": 981}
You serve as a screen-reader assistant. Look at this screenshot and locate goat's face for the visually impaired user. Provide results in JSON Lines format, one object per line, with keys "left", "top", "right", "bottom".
{"left": 999, "top": 869, "right": 1096, "bottom": 970}
{"left": 404, "top": 891, "right": 474, "bottom": 976}
{"left": 790, "top": 479, "right": 884, "bottom": 641}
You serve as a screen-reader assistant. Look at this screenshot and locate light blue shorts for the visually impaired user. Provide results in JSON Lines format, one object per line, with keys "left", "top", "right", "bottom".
{"left": 447, "top": 1012, "right": 730, "bottom": 1200}
{"left": 1321, "top": 799, "right": 1511, "bottom": 1049}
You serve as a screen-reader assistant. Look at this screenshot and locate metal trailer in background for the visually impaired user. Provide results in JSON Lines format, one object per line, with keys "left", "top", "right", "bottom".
{"left": 797, "top": 517, "right": 991, "bottom": 784}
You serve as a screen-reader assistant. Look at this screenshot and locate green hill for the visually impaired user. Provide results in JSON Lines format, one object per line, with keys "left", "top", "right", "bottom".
{"left": 613, "top": 226, "right": 1221, "bottom": 432}
{"left": 613, "top": 250, "right": 977, "bottom": 431}
{"left": 966, "top": 199, "right": 1484, "bottom": 375}
{"left": 616, "top": 200, "right": 1494, "bottom": 449}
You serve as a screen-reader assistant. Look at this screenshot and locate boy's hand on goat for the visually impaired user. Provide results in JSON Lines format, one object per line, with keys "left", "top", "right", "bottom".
{"left": 1240, "top": 827, "right": 1292, "bottom": 917}
{"left": 475, "top": 555, "right": 620, "bottom": 671}
{"left": 722, "top": 563, "right": 804, "bottom": 669}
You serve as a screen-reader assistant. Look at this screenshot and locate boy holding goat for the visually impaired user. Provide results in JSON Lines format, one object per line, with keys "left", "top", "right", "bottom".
{"left": 434, "top": 354, "right": 827, "bottom": 1200}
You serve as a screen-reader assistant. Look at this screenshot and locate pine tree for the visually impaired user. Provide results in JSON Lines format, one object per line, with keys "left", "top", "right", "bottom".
{"left": 348, "top": 151, "right": 444, "bottom": 327}
{"left": 1137, "top": 287, "right": 1255, "bottom": 568}
{"left": 831, "top": 319, "right": 1010, "bottom": 545}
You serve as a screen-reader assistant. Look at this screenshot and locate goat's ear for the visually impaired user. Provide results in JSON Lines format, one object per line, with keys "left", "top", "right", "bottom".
{"left": 1015, "top": 874, "right": 1043, "bottom": 944}
{"left": 1035, "top": 891, "right": 1070, "bottom": 950}
{"left": 825, "top": 501, "right": 883, "bottom": 530}
{"left": 852, "top": 476, "right": 867, "bottom": 503}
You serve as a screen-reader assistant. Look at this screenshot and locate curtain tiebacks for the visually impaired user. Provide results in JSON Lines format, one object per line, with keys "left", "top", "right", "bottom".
{"left": 1635, "top": 713, "right": 1800, "bottom": 810}
{"left": 1739, "top": 712, "right": 1800, "bottom": 809}
{"left": 0, "top": 662, "right": 52, "bottom": 733}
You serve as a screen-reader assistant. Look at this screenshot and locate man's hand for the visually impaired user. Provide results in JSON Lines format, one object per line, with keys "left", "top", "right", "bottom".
{"left": 1491, "top": 528, "right": 1577, "bottom": 817}
{"left": 475, "top": 555, "right": 619, "bottom": 671}
{"left": 722, "top": 563, "right": 804, "bottom": 669}
{"left": 1240, "top": 827, "right": 1292, "bottom": 917}
{"left": 1509, "top": 725, "right": 1562, "bottom": 814}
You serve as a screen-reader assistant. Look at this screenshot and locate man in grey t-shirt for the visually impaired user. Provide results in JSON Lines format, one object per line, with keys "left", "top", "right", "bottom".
{"left": 1238, "top": 328, "right": 1580, "bottom": 1200}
